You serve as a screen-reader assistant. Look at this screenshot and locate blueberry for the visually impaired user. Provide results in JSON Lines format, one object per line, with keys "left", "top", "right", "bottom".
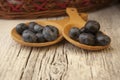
{"left": 69, "top": 27, "right": 81, "bottom": 40}
{"left": 96, "top": 31, "right": 103, "bottom": 36}
{"left": 36, "top": 33, "right": 46, "bottom": 42}
{"left": 96, "top": 34, "right": 111, "bottom": 46}
{"left": 22, "top": 29, "right": 32, "bottom": 34}
{"left": 29, "top": 22, "right": 37, "bottom": 29}
{"left": 80, "top": 27, "right": 86, "bottom": 33}
{"left": 28, "top": 22, "right": 37, "bottom": 33}
{"left": 22, "top": 30, "right": 37, "bottom": 43}
{"left": 79, "top": 33, "right": 95, "bottom": 45}
{"left": 42, "top": 26, "right": 58, "bottom": 41}
{"left": 85, "top": 20, "right": 100, "bottom": 33}
{"left": 46, "top": 25, "right": 59, "bottom": 34}
{"left": 34, "top": 24, "right": 43, "bottom": 33}
{"left": 16, "top": 23, "right": 28, "bottom": 35}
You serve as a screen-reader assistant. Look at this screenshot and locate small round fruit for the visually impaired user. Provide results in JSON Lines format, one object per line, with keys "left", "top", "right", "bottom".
{"left": 85, "top": 20, "right": 100, "bottom": 33}
{"left": 42, "top": 26, "right": 58, "bottom": 41}
{"left": 80, "top": 27, "right": 86, "bottom": 33}
{"left": 29, "top": 22, "right": 37, "bottom": 29}
{"left": 69, "top": 27, "right": 81, "bottom": 40}
{"left": 79, "top": 33, "right": 95, "bottom": 45}
{"left": 96, "top": 34, "right": 111, "bottom": 46}
{"left": 28, "top": 22, "right": 37, "bottom": 32}
{"left": 96, "top": 31, "right": 103, "bottom": 36}
{"left": 36, "top": 33, "right": 46, "bottom": 42}
{"left": 34, "top": 24, "right": 43, "bottom": 33}
{"left": 22, "top": 29, "right": 32, "bottom": 34}
{"left": 22, "top": 30, "right": 37, "bottom": 43}
{"left": 16, "top": 23, "right": 28, "bottom": 35}
{"left": 46, "top": 25, "right": 59, "bottom": 34}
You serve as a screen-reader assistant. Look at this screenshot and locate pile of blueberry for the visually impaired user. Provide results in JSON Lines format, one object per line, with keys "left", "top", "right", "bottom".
{"left": 16, "top": 22, "right": 59, "bottom": 43}
{"left": 69, "top": 20, "right": 111, "bottom": 46}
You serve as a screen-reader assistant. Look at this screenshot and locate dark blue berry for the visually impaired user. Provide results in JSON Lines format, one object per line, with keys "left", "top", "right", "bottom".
{"left": 96, "top": 31, "right": 103, "bottom": 36}
{"left": 79, "top": 33, "right": 95, "bottom": 45}
{"left": 42, "top": 26, "right": 58, "bottom": 41}
{"left": 46, "top": 25, "right": 59, "bottom": 34}
{"left": 28, "top": 22, "right": 37, "bottom": 33}
{"left": 69, "top": 27, "right": 81, "bottom": 40}
{"left": 36, "top": 33, "right": 46, "bottom": 42}
{"left": 16, "top": 23, "right": 28, "bottom": 35}
{"left": 34, "top": 24, "right": 43, "bottom": 33}
{"left": 29, "top": 22, "right": 37, "bottom": 29}
{"left": 22, "top": 29, "right": 32, "bottom": 34}
{"left": 96, "top": 34, "right": 111, "bottom": 46}
{"left": 85, "top": 20, "right": 100, "bottom": 33}
{"left": 22, "top": 30, "right": 37, "bottom": 43}
{"left": 80, "top": 27, "right": 86, "bottom": 33}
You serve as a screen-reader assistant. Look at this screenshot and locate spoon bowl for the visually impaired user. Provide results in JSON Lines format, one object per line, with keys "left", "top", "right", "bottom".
{"left": 62, "top": 8, "right": 110, "bottom": 51}
{"left": 11, "top": 13, "right": 88, "bottom": 47}
{"left": 11, "top": 21, "right": 63, "bottom": 47}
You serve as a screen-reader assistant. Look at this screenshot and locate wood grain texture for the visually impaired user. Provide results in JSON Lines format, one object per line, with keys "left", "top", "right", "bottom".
{"left": 0, "top": 4, "right": 120, "bottom": 80}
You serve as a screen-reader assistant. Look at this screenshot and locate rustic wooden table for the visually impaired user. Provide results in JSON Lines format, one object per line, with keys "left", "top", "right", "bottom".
{"left": 0, "top": 5, "right": 120, "bottom": 80}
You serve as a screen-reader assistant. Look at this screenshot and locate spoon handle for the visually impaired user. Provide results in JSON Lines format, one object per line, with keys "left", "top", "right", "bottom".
{"left": 66, "top": 8, "right": 86, "bottom": 27}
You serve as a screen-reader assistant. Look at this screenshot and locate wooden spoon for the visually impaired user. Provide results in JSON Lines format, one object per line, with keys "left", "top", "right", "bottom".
{"left": 11, "top": 13, "right": 88, "bottom": 47}
{"left": 62, "top": 8, "right": 110, "bottom": 50}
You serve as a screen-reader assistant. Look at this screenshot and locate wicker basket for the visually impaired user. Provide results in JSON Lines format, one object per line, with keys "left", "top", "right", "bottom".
{"left": 0, "top": 0, "right": 112, "bottom": 19}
